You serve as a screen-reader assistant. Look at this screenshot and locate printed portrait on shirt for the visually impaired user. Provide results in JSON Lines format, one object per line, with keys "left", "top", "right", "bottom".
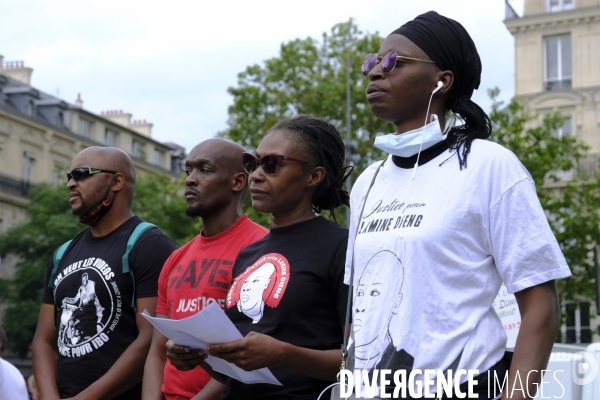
{"left": 353, "top": 249, "right": 407, "bottom": 371}
{"left": 57, "top": 270, "right": 110, "bottom": 348}
{"left": 226, "top": 253, "right": 290, "bottom": 323}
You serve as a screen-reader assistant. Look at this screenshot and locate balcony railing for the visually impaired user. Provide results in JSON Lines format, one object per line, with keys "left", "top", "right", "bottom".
{"left": 546, "top": 80, "right": 572, "bottom": 91}
{"left": 0, "top": 174, "right": 34, "bottom": 198}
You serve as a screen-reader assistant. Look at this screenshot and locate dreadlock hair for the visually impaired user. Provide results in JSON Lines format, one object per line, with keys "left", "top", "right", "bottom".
{"left": 445, "top": 93, "right": 492, "bottom": 169}
{"left": 268, "top": 115, "right": 352, "bottom": 220}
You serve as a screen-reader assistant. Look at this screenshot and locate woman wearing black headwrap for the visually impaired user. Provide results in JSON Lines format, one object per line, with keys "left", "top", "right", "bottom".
{"left": 343, "top": 11, "right": 570, "bottom": 399}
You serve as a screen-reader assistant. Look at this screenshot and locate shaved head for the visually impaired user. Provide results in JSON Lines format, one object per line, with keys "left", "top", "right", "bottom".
{"left": 190, "top": 138, "right": 247, "bottom": 175}
{"left": 73, "top": 147, "right": 136, "bottom": 184}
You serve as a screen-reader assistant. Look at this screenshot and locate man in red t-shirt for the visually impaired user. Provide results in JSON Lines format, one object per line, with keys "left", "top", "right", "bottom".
{"left": 142, "top": 139, "right": 268, "bottom": 400}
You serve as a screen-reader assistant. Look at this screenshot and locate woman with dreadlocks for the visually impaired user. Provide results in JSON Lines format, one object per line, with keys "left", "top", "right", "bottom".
{"left": 343, "top": 11, "right": 571, "bottom": 399}
{"left": 167, "top": 115, "right": 352, "bottom": 399}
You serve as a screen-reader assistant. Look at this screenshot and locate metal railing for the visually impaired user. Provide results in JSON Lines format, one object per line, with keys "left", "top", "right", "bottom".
{"left": 546, "top": 80, "right": 572, "bottom": 91}
{"left": 0, "top": 174, "right": 33, "bottom": 197}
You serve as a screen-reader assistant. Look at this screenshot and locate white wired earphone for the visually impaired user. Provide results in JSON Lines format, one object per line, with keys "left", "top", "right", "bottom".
{"left": 412, "top": 80, "right": 444, "bottom": 179}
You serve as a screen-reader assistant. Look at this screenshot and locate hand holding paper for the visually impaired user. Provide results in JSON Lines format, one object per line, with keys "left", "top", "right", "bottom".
{"left": 207, "top": 331, "right": 287, "bottom": 371}
{"left": 165, "top": 340, "right": 208, "bottom": 372}
{"left": 141, "top": 302, "right": 281, "bottom": 385}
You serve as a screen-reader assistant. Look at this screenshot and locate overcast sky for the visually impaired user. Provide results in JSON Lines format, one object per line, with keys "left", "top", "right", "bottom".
{"left": 0, "top": 0, "right": 524, "bottom": 152}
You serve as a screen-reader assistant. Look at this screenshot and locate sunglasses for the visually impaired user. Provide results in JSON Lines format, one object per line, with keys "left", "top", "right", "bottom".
{"left": 242, "top": 153, "right": 312, "bottom": 175}
{"left": 67, "top": 167, "right": 117, "bottom": 182}
{"left": 361, "top": 51, "right": 435, "bottom": 76}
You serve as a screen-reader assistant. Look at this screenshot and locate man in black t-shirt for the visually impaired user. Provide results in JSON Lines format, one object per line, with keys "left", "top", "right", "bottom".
{"left": 32, "top": 147, "right": 176, "bottom": 400}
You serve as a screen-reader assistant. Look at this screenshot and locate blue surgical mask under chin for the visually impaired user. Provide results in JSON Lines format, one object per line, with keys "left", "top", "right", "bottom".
{"left": 374, "top": 114, "right": 449, "bottom": 158}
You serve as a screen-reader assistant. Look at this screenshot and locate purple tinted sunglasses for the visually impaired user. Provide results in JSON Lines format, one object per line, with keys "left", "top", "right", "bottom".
{"left": 361, "top": 51, "right": 435, "bottom": 76}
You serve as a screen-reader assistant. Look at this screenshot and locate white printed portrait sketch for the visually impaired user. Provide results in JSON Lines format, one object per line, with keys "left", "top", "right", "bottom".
{"left": 59, "top": 272, "right": 105, "bottom": 345}
{"left": 237, "top": 262, "right": 276, "bottom": 324}
{"left": 353, "top": 249, "right": 405, "bottom": 371}
{"left": 58, "top": 302, "right": 78, "bottom": 345}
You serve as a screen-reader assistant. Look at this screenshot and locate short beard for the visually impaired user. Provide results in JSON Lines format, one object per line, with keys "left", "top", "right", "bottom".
{"left": 72, "top": 199, "right": 89, "bottom": 216}
{"left": 185, "top": 203, "right": 204, "bottom": 217}
{"left": 72, "top": 183, "right": 107, "bottom": 216}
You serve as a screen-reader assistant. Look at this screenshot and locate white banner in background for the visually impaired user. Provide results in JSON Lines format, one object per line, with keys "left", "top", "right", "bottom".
{"left": 492, "top": 284, "right": 521, "bottom": 350}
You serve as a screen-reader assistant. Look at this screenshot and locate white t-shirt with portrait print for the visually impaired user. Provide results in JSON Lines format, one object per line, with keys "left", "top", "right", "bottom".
{"left": 343, "top": 139, "right": 571, "bottom": 396}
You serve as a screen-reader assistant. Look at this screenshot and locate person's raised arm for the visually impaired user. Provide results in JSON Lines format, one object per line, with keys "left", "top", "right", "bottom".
{"left": 502, "top": 280, "right": 560, "bottom": 400}
{"left": 32, "top": 304, "right": 60, "bottom": 400}
{"left": 142, "top": 314, "right": 168, "bottom": 400}
{"left": 70, "top": 296, "right": 157, "bottom": 400}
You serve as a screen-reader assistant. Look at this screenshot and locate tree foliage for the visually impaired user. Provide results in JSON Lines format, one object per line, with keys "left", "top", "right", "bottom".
{"left": 0, "top": 173, "right": 197, "bottom": 355}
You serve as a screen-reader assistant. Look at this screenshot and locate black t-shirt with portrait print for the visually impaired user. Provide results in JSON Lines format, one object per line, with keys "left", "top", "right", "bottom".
{"left": 42, "top": 216, "right": 176, "bottom": 399}
{"left": 223, "top": 216, "right": 349, "bottom": 400}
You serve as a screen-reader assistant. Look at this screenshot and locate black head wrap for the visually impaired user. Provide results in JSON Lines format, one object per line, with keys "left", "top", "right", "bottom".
{"left": 391, "top": 11, "right": 481, "bottom": 99}
{"left": 390, "top": 11, "right": 491, "bottom": 169}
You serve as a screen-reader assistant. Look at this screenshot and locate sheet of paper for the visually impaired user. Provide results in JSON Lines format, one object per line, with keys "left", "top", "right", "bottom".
{"left": 141, "top": 302, "right": 282, "bottom": 385}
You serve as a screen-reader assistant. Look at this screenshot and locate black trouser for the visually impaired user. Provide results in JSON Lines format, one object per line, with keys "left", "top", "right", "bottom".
{"left": 441, "top": 352, "right": 511, "bottom": 400}
{"left": 378, "top": 352, "right": 512, "bottom": 400}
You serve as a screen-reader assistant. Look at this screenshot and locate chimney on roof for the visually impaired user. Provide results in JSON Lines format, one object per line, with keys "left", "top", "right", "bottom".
{"left": 100, "top": 109, "right": 153, "bottom": 137}
{"left": 101, "top": 109, "right": 133, "bottom": 128}
{"left": 0, "top": 58, "right": 33, "bottom": 85}
{"left": 75, "top": 93, "right": 83, "bottom": 108}
{"left": 131, "top": 119, "right": 153, "bottom": 137}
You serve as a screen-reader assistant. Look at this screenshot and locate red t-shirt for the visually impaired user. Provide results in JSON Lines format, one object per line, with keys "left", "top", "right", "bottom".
{"left": 156, "top": 215, "right": 268, "bottom": 400}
